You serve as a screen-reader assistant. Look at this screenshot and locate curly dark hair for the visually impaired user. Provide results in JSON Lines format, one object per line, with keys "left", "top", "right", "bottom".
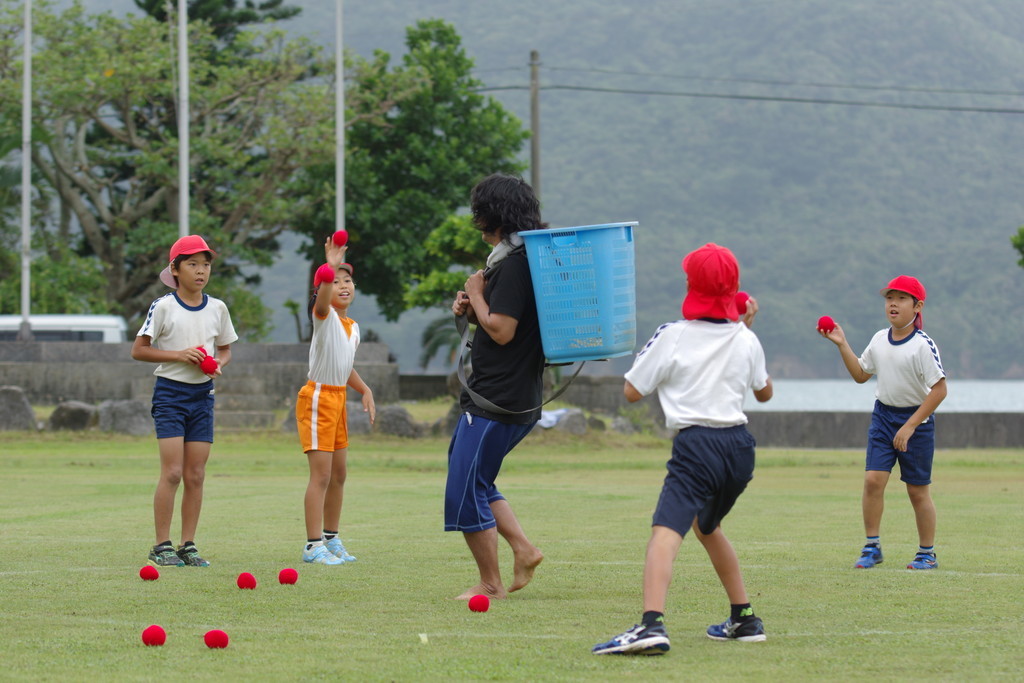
{"left": 470, "top": 173, "right": 548, "bottom": 240}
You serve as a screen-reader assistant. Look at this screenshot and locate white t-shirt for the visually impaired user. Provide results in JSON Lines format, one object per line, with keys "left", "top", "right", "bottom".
{"left": 625, "top": 319, "right": 770, "bottom": 430}
{"left": 137, "top": 292, "right": 238, "bottom": 383}
{"left": 307, "top": 309, "right": 360, "bottom": 387}
{"left": 858, "top": 328, "right": 945, "bottom": 408}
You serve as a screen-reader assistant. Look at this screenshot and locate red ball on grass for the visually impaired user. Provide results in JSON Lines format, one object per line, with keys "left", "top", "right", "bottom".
{"left": 817, "top": 315, "right": 836, "bottom": 333}
{"left": 200, "top": 355, "right": 219, "bottom": 374}
{"left": 735, "top": 291, "right": 750, "bottom": 315}
{"left": 139, "top": 565, "right": 159, "bottom": 581}
{"left": 141, "top": 624, "right": 166, "bottom": 646}
{"left": 204, "top": 629, "right": 230, "bottom": 649}
{"left": 236, "top": 572, "right": 257, "bottom": 590}
{"left": 468, "top": 594, "right": 490, "bottom": 613}
{"left": 278, "top": 568, "right": 298, "bottom": 585}
{"left": 332, "top": 229, "right": 349, "bottom": 247}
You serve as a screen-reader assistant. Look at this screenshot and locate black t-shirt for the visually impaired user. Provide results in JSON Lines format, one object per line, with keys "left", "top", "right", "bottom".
{"left": 460, "top": 249, "right": 545, "bottom": 424}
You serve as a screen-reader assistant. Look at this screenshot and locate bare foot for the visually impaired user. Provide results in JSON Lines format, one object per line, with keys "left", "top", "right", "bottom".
{"left": 454, "top": 583, "right": 507, "bottom": 601}
{"left": 509, "top": 547, "right": 543, "bottom": 592}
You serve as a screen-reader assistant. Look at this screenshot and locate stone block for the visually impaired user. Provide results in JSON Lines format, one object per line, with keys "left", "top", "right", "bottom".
{"left": 0, "top": 385, "right": 38, "bottom": 431}
{"left": 374, "top": 404, "right": 423, "bottom": 438}
{"left": 98, "top": 399, "right": 153, "bottom": 436}
{"left": 48, "top": 400, "right": 98, "bottom": 431}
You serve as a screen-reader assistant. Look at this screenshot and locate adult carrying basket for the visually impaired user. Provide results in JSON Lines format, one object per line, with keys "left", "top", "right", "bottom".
{"left": 520, "top": 221, "right": 637, "bottom": 363}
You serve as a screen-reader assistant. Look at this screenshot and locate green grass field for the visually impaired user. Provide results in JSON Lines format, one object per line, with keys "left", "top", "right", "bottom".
{"left": 1, "top": 427, "right": 1021, "bottom": 681}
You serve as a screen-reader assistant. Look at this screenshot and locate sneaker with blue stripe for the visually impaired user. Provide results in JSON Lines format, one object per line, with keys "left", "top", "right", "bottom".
{"left": 706, "top": 616, "right": 767, "bottom": 642}
{"left": 324, "top": 537, "right": 356, "bottom": 562}
{"left": 854, "top": 544, "right": 883, "bottom": 569}
{"left": 907, "top": 552, "right": 938, "bottom": 570}
{"left": 592, "top": 623, "right": 670, "bottom": 655}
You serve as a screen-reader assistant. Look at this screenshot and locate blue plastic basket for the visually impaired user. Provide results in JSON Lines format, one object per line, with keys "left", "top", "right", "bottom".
{"left": 520, "top": 221, "right": 637, "bottom": 363}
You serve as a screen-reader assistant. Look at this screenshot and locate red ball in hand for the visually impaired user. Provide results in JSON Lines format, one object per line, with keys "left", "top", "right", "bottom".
{"left": 817, "top": 315, "right": 836, "bottom": 333}
{"left": 236, "top": 572, "right": 257, "bottom": 590}
{"left": 204, "top": 629, "right": 230, "bottom": 648}
{"left": 735, "top": 291, "right": 750, "bottom": 315}
{"left": 200, "top": 355, "right": 219, "bottom": 375}
{"left": 332, "top": 230, "right": 349, "bottom": 247}
{"left": 141, "top": 624, "right": 166, "bottom": 646}
{"left": 468, "top": 594, "right": 490, "bottom": 613}
{"left": 139, "top": 565, "right": 159, "bottom": 581}
{"left": 195, "top": 346, "right": 207, "bottom": 356}
{"left": 278, "top": 568, "right": 298, "bottom": 585}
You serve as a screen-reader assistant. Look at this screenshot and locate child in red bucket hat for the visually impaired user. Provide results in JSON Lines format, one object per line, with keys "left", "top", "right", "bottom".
{"left": 593, "top": 243, "right": 774, "bottom": 655}
{"left": 818, "top": 274, "right": 947, "bottom": 571}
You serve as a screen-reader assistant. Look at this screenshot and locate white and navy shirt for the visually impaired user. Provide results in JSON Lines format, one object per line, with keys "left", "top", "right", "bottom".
{"left": 137, "top": 292, "right": 238, "bottom": 383}
{"left": 307, "top": 309, "right": 359, "bottom": 388}
{"left": 625, "top": 319, "right": 770, "bottom": 430}
{"left": 859, "top": 328, "right": 945, "bottom": 408}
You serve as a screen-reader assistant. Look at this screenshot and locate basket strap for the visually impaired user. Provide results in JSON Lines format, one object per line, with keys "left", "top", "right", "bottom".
{"left": 454, "top": 313, "right": 584, "bottom": 416}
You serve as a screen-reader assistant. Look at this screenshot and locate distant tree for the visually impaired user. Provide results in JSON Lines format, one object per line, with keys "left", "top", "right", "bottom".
{"left": 0, "top": 1, "right": 418, "bottom": 334}
{"left": 1013, "top": 226, "right": 1024, "bottom": 268}
{"left": 291, "top": 19, "right": 528, "bottom": 320}
{"left": 133, "top": 0, "right": 300, "bottom": 41}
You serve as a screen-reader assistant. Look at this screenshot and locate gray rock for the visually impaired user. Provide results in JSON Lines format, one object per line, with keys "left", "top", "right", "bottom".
{"left": 554, "top": 409, "right": 587, "bottom": 435}
{"left": 347, "top": 400, "right": 372, "bottom": 435}
{"left": 587, "top": 415, "right": 607, "bottom": 432}
{"left": 611, "top": 415, "right": 637, "bottom": 434}
{"left": 374, "top": 404, "right": 423, "bottom": 438}
{"left": 280, "top": 409, "right": 297, "bottom": 432}
{"left": 0, "top": 385, "right": 38, "bottom": 431}
{"left": 48, "top": 401, "right": 98, "bottom": 431}
{"left": 98, "top": 399, "right": 153, "bottom": 436}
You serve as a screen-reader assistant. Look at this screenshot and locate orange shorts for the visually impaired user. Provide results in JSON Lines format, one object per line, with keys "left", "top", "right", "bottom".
{"left": 296, "top": 381, "right": 348, "bottom": 453}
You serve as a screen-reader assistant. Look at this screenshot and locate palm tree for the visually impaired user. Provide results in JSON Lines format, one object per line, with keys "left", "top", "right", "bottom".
{"left": 419, "top": 315, "right": 463, "bottom": 371}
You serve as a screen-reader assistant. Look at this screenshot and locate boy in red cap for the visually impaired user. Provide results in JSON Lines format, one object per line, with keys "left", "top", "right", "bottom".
{"left": 818, "top": 275, "right": 947, "bottom": 570}
{"left": 593, "top": 243, "right": 773, "bottom": 655}
{"left": 132, "top": 235, "right": 238, "bottom": 567}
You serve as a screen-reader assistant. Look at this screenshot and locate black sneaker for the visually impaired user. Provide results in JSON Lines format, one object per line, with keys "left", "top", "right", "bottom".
{"left": 176, "top": 543, "right": 210, "bottom": 567}
{"left": 149, "top": 544, "right": 184, "bottom": 567}
{"left": 592, "top": 623, "right": 670, "bottom": 655}
{"left": 706, "top": 616, "right": 766, "bottom": 642}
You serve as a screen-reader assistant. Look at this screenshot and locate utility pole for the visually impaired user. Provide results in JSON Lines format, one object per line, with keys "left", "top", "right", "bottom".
{"left": 17, "top": 0, "right": 33, "bottom": 341}
{"left": 530, "top": 50, "right": 540, "bottom": 200}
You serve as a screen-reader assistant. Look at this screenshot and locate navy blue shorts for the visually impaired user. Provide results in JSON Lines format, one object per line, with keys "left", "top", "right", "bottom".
{"left": 866, "top": 400, "right": 935, "bottom": 485}
{"left": 444, "top": 413, "right": 535, "bottom": 533}
{"left": 652, "top": 425, "right": 756, "bottom": 537}
{"left": 151, "top": 377, "right": 215, "bottom": 442}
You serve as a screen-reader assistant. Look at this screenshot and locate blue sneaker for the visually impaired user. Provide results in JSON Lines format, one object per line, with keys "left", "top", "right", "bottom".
{"left": 302, "top": 544, "right": 344, "bottom": 565}
{"left": 706, "top": 616, "right": 767, "bottom": 642}
{"left": 907, "top": 552, "right": 938, "bottom": 570}
{"left": 592, "top": 623, "right": 670, "bottom": 655}
{"left": 324, "top": 537, "right": 356, "bottom": 562}
{"left": 854, "top": 544, "right": 883, "bottom": 569}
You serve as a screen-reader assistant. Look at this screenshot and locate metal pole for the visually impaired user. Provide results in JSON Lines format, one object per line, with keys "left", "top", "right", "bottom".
{"left": 529, "top": 49, "right": 540, "bottom": 200}
{"left": 177, "top": 0, "right": 189, "bottom": 237}
{"left": 342, "top": 0, "right": 350, "bottom": 231}
{"left": 17, "top": 0, "right": 33, "bottom": 341}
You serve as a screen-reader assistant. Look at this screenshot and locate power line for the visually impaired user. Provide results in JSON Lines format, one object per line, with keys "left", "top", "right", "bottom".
{"left": 475, "top": 84, "right": 1024, "bottom": 115}
{"left": 543, "top": 65, "right": 1024, "bottom": 98}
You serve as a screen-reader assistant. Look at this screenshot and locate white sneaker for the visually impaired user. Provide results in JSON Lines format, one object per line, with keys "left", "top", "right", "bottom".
{"left": 302, "top": 543, "right": 343, "bottom": 565}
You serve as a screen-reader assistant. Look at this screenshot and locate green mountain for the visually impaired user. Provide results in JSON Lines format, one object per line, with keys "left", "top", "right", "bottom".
{"left": 73, "top": 1, "right": 1024, "bottom": 378}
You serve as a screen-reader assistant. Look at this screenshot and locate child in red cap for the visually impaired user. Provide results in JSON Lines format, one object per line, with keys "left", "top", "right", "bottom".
{"left": 593, "top": 243, "right": 774, "bottom": 655}
{"left": 132, "top": 234, "right": 238, "bottom": 568}
{"left": 818, "top": 275, "right": 947, "bottom": 570}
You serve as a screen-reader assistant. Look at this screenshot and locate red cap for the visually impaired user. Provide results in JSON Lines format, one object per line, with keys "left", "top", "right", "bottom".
{"left": 681, "top": 243, "right": 740, "bottom": 321}
{"left": 159, "top": 235, "right": 217, "bottom": 288}
{"left": 880, "top": 275, "right": 926, "bottom": 301}
{"left": 881, "top": 275, "right": 926, "bottom": 329}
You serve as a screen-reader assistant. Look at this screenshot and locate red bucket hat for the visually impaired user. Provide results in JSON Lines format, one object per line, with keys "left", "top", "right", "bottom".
{"left": 681, "top": 243, "right": 740, "bottom": 321}
{"left": 159, "top": 235, "right": 217, "bottom": 288}
{"left": 880, "top": 275, "right": 926, "bottom": 329}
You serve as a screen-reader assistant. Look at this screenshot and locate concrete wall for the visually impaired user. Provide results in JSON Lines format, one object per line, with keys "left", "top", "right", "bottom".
{"left": 0, "top": 341, "right": 400, "bottom": 405}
